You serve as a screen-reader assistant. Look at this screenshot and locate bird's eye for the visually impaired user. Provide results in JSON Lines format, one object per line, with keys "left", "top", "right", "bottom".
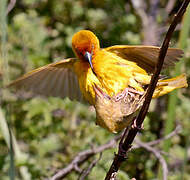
{"left": 79, "top": 51, "right": 83, "bottom": 56}
{"left": 76, "top": 48, "right": 84, "bottom": 56}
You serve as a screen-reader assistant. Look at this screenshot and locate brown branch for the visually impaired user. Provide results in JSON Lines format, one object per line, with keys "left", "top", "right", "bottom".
{"left": 6, "top": 0, "right": 16, "bottom": 15}
{"left": 135, "top": 140, "right": 168, "bottom": 180}
{"left": 49, "top": 134, "right": 122, "bottom": 180}
{"left": 49, "top": 124, "right": 180, "bottom": 180}
{"left": 146, "top": 125, "right": 181, "bottom": 146}
{"left": 133, "top": 125, "right": 181, "bottom": 149}
{"left": 104, "top": 1, "right": 190, "bottom": 180}
{"left": 166, "top": 0, "right": 177, "bottom": 14}
{"left": 130, "top": 0, "right": 160, "bottom": 45}
{"left": 78, "top": 153, "right": 102, "bottom": 180}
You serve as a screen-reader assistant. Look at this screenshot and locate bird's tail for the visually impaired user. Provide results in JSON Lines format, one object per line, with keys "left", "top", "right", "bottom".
{"left": 153, "top": 73, "right": 188, "bottom": 98}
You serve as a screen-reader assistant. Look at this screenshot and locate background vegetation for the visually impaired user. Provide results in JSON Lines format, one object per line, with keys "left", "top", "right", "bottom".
{"left": 0, "top": 0, "right": 190, "bottom": 179}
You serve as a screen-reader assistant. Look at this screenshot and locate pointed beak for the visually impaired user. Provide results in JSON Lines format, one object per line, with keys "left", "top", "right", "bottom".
{"left": 84, "top": 51, "right": 96, "bottom": 75}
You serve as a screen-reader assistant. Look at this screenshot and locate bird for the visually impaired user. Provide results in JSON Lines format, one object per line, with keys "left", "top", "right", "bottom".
{"left": 9, "top": 30, "right": 188, "bottom": 133}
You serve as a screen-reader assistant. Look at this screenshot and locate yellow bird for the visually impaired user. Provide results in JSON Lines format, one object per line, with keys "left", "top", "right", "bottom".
{"left": 9, "top": 30, "right": 188, "bottom": 133}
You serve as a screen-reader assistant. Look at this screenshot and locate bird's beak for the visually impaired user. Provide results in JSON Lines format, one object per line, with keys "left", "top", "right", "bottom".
{"left": 84, "top": 51, "right": 96, "bottom": 74}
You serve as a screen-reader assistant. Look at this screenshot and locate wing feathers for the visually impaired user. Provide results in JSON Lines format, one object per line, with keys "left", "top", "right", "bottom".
{"left": 106, "top": 45, "right": 183, "bottom": 72}
{"left": 9, "top": 58, "right": 83, "bottom": 101}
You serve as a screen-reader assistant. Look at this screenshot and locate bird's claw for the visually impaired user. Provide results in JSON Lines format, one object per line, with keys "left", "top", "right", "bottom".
{"left": 131, "top": 119, "right": 144, "bottom": 130}
{"left": 114, "top": 87, "right": 144, "bottom": 102}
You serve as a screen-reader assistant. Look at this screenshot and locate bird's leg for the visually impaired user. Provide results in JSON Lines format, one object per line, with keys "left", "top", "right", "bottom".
{"left": 125, "top": 87, "right": 144, "bottom": 101}
{"left": 114, "top": 89, "right": 128, "bottom": 102}
{"left": 114, "top": 87, "right": 144, "bottom": 102}
{"left": 127, "top": 87, "right": 144, "bottom": 96}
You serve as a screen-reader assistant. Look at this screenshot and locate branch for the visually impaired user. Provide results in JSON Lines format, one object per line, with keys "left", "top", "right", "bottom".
{"left": 49, "top": 124, "right": 180, "bottom": 180}
{"left": 133, "top": 125, "right": 181, "bottom": 149}
{"left": 49, "top": 134, "right": 122, "bottom": 180}
{"left": 78, "top": 153, "right": 102, "bottom": 180}
{"left": 6, "top": 0, "right": 16, "bottom": 15}
{"left": 166, "top": 0, "right": 177, "bottom": 14}
{"left": 146, "top": 125, "right": 181, "bottom": 146}
{"left": 130, "top": 0, "right": 160, "bottom": 45}
{"left": 105, "top": 1, "right": 190, "bottom": 179}
{"left": 135, "top": 140, "right": 168, "bottom": 180}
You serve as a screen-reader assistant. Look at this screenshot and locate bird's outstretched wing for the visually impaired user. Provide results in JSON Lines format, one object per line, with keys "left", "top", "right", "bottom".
{"left": 8, "top": 58, "right": 83, "bottom": 101}
{"left": 105, "top": 45, "right": 183, "bottom": 73}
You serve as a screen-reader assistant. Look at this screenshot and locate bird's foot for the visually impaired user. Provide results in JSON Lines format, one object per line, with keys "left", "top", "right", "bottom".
{"left": 114, "top": 87, "right": 144, "bottom": 102}
{"left": 125, "top": 87, "right": 144, "bottom": 96}
{"left": 131, "top": 118, "right": 144, "bottom": 130}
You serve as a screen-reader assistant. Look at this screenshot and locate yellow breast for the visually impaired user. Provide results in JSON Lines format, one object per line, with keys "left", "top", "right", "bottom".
{"left": 74, "top": 60, "right": 102, "bottom": 105}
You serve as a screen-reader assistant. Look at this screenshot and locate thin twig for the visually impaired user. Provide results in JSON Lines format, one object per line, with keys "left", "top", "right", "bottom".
{"left": 166, "top": 0, "right": 177, "bottom": 14}
{"left": 133, "top": 125, "right": 181, "bottom": 149}
{"left": 78, "top": 153, "right": 102, "bottom": 180}
{"left": 49, "top": 134, "right": 122, "bottom": 180}
{"left": 49, "top": 125, "right": 180, "bottom": 180}
{"left": 105, "top": 1, "right": 190, "bottom": 179}
{"left": 130, "top": 0, "right": 160, "bottom": 45}
{"left": 146, "top": 125, "right": 181, "bottom": 146}
{"left": 135, "top": 140, "right": 168, "bottom": 180}
{"left": 6, "top": 0, "right": 16, "bottom": 15}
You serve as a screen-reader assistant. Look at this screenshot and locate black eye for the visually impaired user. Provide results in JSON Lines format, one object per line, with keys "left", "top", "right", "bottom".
{"left": 76, "top": 49, "right": 84, "bottom": 56}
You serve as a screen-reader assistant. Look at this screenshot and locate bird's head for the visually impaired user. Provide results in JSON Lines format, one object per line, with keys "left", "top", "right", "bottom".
{"left": 72, "top": 30, "right": 100, "bottom": 72}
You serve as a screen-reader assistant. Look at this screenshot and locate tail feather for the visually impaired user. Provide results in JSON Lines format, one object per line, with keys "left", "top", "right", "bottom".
{"left": 153, "top": 74, "right": 188, "bottom": 98}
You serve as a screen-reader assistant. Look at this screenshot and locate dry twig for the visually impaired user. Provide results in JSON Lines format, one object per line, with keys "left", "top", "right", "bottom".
{"left": 49, "top": 125, "right": 181, "bottom": 180}
{"left": 6, "top": 0, "right": 16, "bottom": 15}
{"left": 135, "top": 140, "right": 168, "bottom": 180}
{"left": 49, "top": 135, "right": 121, "bottom": 180}
{"left": 166, "top": 0, "right": 177, "bottom": 14}
{"left": 78, "top": 153, "right": 102, "bottom": 180}
{"left": 130, "top": 0, "right": 160, "bottom": 45}
{"left": 133, "top": 125, "right": 181, "bottom": 149}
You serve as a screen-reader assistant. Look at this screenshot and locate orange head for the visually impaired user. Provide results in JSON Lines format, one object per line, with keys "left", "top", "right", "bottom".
{"left": 72, "top": 30, "right": 100, "bottom": 59}
{"left": 72, "top": 30, "right": 100, "bottom": 72}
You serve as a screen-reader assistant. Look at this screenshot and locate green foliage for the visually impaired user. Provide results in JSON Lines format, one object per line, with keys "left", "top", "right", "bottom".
{"left": 0, "top": 0, "right": 190, "bottom": 179}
